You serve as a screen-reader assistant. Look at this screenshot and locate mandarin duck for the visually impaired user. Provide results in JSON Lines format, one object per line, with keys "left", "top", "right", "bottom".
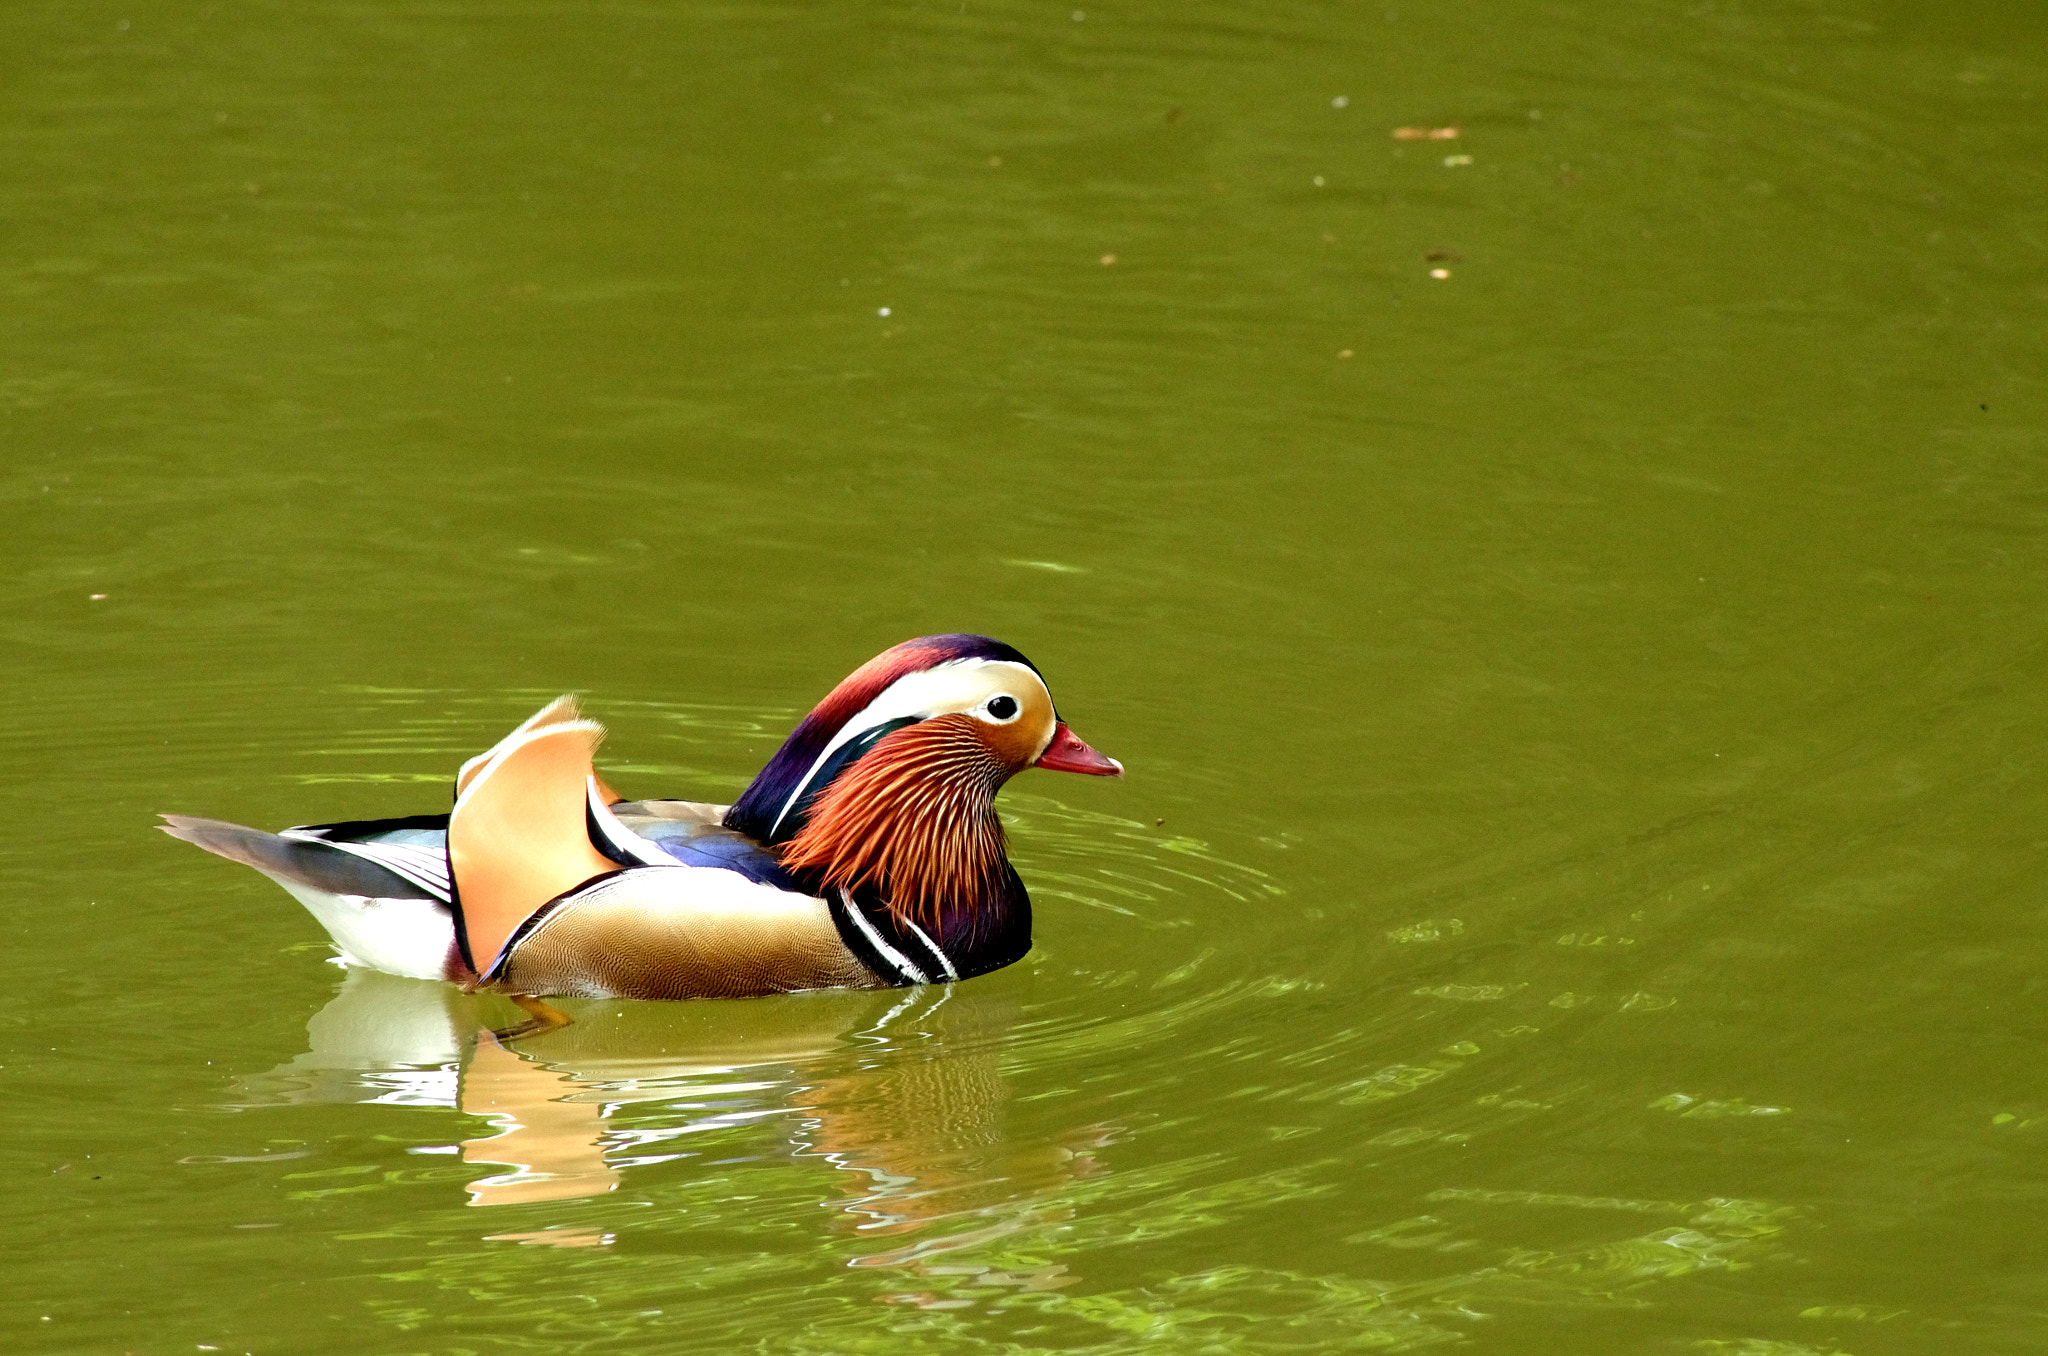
{"left": 162, "top": 636, "right": 1122, "bottom": 1007}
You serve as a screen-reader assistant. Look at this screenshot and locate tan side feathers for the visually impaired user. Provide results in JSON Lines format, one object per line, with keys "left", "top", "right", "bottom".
{"left": 456, "top": 695, "right": 583, "bottom": 798}
{"left": 455, "top": 696, "right": 626, "bottom": 807}
{"left": 450, "top": 701, "right": 618, "bottom": 977}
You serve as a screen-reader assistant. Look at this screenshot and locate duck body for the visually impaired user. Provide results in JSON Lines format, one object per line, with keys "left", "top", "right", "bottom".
{"left": 162, "top": 635, "right": 1120, "bottom": 1001}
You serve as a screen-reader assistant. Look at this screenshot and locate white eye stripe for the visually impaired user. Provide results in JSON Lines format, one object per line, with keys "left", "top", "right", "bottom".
{"left": 770, "top": 659, "right": 1043, "bottom": 835}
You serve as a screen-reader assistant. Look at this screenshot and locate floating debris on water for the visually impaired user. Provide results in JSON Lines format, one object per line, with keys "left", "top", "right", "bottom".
{"left": 1386, "top": 917, "right": 1463, "bottom": 943}
{"left": 1415, "top": 983, "right": 1515, "bottom": 1001}
{"left": 1651, "top": 1093, "right": 1789, "bottom": 1118}
{"left": 1800, "top": 1305, "right": 1907, "bottom": 1322}
{"left": 1004, "top": 559, "right": 1087, "bottom": 574}
{"left": 485, "top": 1228, "right": 616, "bottom": 1248}
{"left": 1392, "top": 126, "right": 1459, "bottom": 140}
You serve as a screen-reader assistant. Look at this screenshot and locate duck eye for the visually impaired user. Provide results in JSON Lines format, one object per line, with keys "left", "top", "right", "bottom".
{"left": 985, "top": 694, "right": 1019, "bottom": 721}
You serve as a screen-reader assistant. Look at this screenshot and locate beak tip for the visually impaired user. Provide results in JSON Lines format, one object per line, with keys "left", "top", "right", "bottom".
{"left": 1035, "top": 722, "right": 1123, "bottom": 777}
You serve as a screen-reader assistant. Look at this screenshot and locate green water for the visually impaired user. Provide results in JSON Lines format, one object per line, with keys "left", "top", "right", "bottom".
{"left": 6, "top": 0, "right": 2046, "bottom": 1351}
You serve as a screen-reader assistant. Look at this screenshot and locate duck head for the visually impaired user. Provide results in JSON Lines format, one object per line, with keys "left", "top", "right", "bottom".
{"left": 725, "top": 634, "right": 1121, "bottom": 926}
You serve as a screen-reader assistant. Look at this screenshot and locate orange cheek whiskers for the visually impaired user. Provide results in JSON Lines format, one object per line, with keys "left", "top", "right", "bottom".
{"left": 779, "top": 717, "right": 1013, "bottom": 932}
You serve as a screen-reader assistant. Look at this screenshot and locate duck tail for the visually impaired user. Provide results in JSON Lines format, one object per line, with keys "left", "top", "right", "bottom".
{"left": 159, "top": 814, "right": 436, "bottom": 901}
{"left": 160, "top": 814, "right": 459, "bottom": 981}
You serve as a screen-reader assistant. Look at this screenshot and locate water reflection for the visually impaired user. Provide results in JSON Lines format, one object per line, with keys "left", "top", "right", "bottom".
{"left": 233, "top": 968, "right": 1114, "bottom": 1274}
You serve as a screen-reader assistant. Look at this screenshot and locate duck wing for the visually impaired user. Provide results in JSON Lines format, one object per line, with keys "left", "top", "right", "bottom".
{"left": 607, "top": 804, "right": 803, "bottom": 891}
{"left": 476, "top": 789, "right": 880, "bottom": 997}
{"left": 448, "top": 704, "right": 621, "bottom": 976}
{"left": 610, "top": 799, "right": 728, "bottom": 826}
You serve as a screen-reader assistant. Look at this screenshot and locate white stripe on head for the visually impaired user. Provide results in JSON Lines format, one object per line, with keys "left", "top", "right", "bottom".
{"left": 769, "top": 658, "right": 1046, "bottom": 837}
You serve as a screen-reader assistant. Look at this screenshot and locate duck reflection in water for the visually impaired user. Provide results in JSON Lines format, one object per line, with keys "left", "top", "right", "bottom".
{"left": 233, "top": 968, "right": 1111, "bottom": 1283}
